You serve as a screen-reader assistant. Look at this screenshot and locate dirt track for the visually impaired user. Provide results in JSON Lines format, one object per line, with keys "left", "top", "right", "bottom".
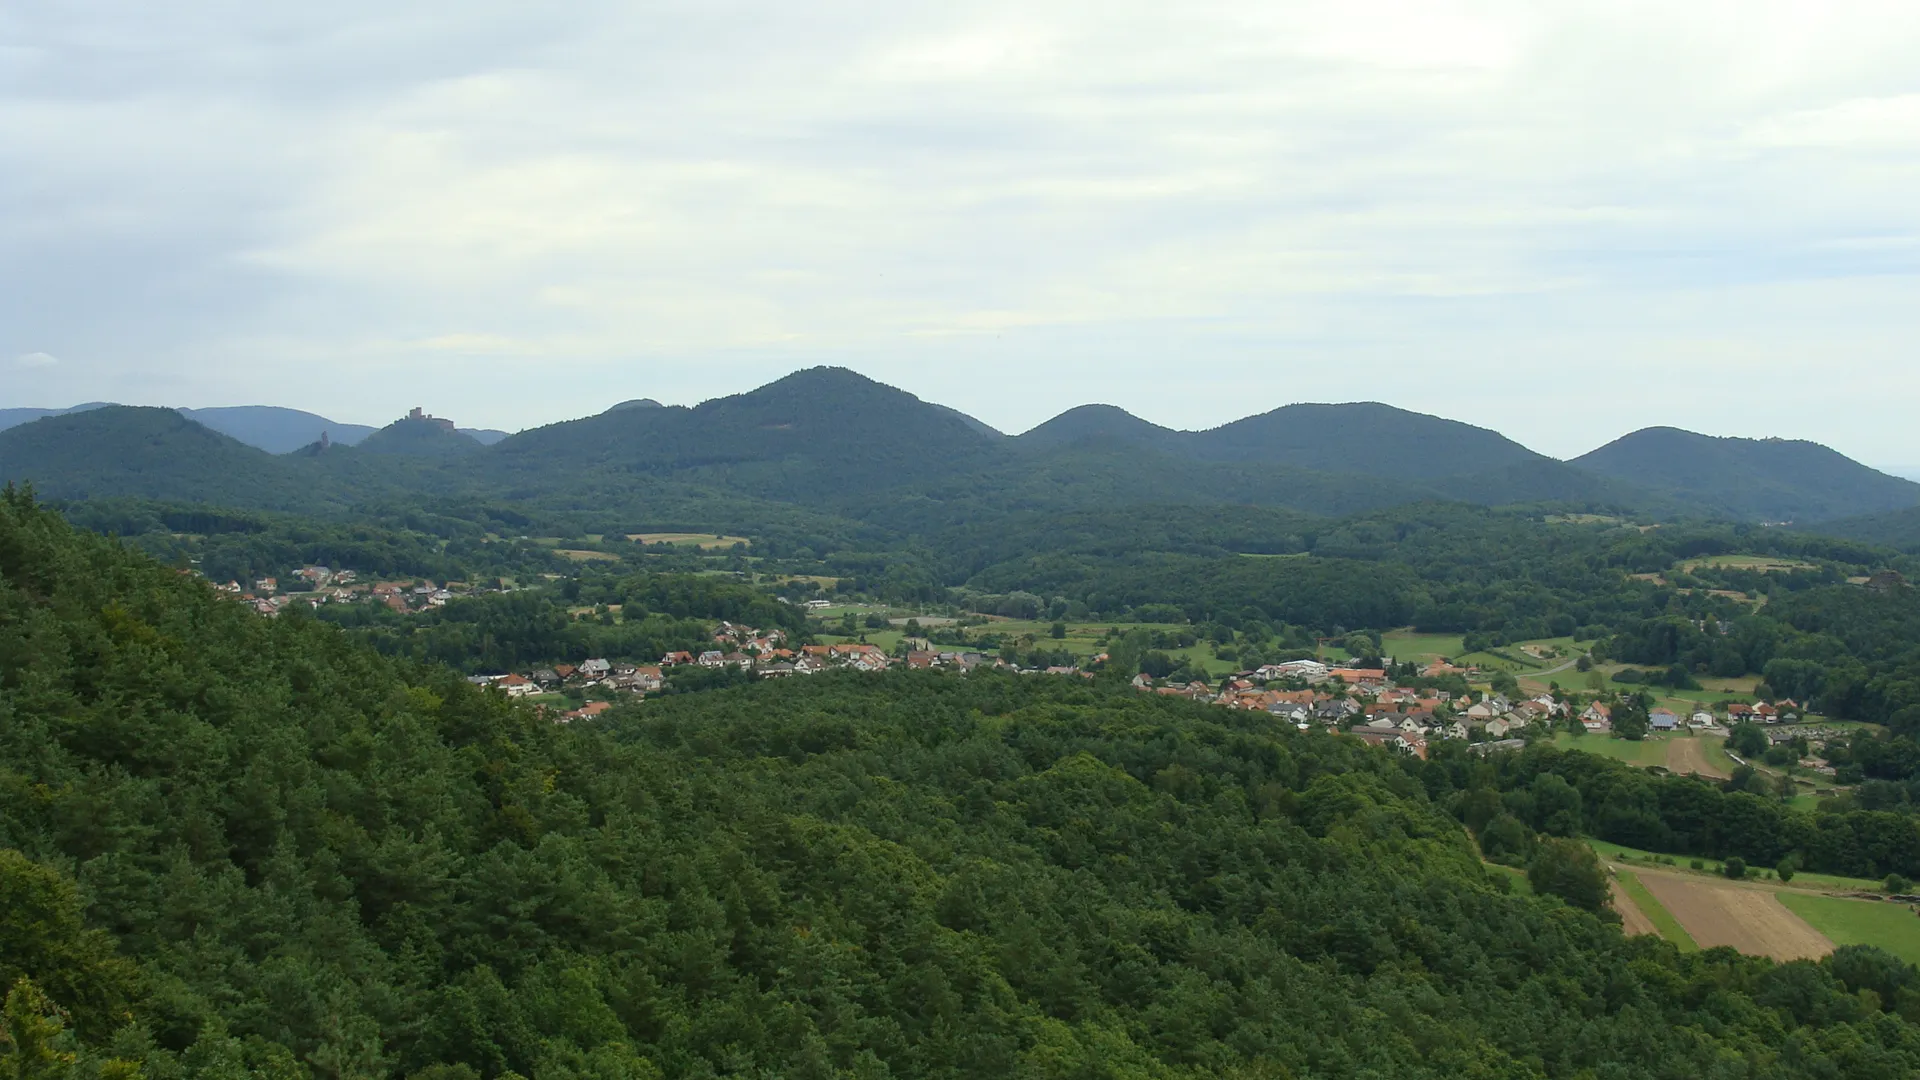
{"left": 1666, "top": 738, "right": 1732, "bottom": 779}
{"left": 1635, "top": 870, "right": 1832, "bottom": 960}
{"left": 1611, "top": 880, "right": 1658, "bottom": 938}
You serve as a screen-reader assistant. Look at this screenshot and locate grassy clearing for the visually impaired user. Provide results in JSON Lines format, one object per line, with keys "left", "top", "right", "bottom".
{"left": 555, "top": 549, "right": 622, "bottom": 562}
{"left": 1589, "top": 838, "right": 1889, "bottom": 894}
{"left": 1486, "top": 863, "right": 1532, "bottom": 896}
{"left": 628, "top": 532, "right": 751, "bottom": 549}
{"left": 1380, "top": 632, "right": 1465, "bottom": 663}
{"left": 819, "top": 630, "right": 906, "bottom": 653}
{"left": 1678, "top": 555, "right": 1819, "bottom": 573}
{"left": 1550, "top": 732, "right": 1671, "bottom": 766}
{"left": 1777, "top": 893, "right": 1920, "bottom": 966}
{"left": 1614, "top": 870, "right": 1699, "bottom": 951}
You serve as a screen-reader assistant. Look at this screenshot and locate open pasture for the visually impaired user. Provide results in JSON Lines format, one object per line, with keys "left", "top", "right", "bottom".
{"left": 1677, "top": 555, "right": 1818, "bottom": 573}
{"left": 628, "top": 532, "right": 751, "bottom": 549}
{"left": 1550, "top": 732, "right": 1671, "bottom": 766}
{"left": 555, "top": 548, "right": 622, "bottom": 562}
{"left": 1778, "top": 892, "right": 1920, "bottom": 966}
{"left": 1380, "top": 631, "right": 1465, "bottom": 663}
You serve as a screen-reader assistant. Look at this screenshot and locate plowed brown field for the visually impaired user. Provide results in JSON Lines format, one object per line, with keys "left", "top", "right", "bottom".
{"left": 1611, "top": 880, "right": 1658, "bottom": 938}
{"left": 1636, "top": 871, "right": 1832, "bottom": 960}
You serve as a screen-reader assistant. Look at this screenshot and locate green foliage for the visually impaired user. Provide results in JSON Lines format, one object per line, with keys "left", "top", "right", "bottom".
{"left": 1729, "top": 722, "right": 1769, "bottom": 758}
{"left": 1725, "top": 856, "right": 1747, "bottom": 880}
{"left": 1575, "top": 426, "right": 1920, "bottom": 523}
{"left": 0, "top": 854, "right": 138, "bottom": 1040}
{"left": 1434, "top": 743, "right": 1920, "bottom": 881}
{"left": 1527, "top": 839, "right": 1610, "bottom": 913}
{"left": 15, "top": 494, "right": 1920, "bottom": 1076}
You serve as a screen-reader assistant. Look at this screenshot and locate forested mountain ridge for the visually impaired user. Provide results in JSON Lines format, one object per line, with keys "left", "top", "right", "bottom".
{"left": 1575, "top": 427, "right": 1920, "bottom": 523}
{"left": 6, "top": 368, "right": 1918, "bottom": 526}
{"left": 8, "top": 492, "right": 1920, "bottom": 1078}
{"left": 0, "top": 406, "right": 375, "bottom": 512}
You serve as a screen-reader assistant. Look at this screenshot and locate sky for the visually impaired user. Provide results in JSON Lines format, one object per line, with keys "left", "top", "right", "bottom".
{"left": 4, "top": 1, "right": 1919, "bottom": 464}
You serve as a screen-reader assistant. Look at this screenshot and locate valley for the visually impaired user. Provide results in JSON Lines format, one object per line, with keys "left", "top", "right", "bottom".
{"left": 10, "top": 370, "right": 1920, "bottom": 1077}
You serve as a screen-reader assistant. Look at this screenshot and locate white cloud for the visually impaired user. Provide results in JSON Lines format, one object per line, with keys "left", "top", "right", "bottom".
{"left": 14, "top": 351, "right": 59, "bottom": 368}
{"left": 1, "top": 0, "right": 1918, "bottom": 459}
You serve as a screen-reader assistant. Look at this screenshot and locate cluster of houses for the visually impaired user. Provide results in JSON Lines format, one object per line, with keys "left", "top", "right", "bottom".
{"left": 469, "top": 624, "right": 971, "bottom": 720}
{"left": 1129, "top": 655, "right": 1818, "bottom": 761}
{"left": 214, "top": 565, "right": 499, "bottom": 617}
{"left": 1127, "top": 659, "right": 1575, "bottom": 759}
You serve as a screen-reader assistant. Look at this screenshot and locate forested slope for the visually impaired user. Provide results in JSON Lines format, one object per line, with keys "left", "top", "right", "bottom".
{"left": 8, "top": 492, "right": 1920, "bottom": 1078}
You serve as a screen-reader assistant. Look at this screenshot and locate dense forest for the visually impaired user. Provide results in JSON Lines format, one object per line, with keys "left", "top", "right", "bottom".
{"left": 12, "top": 492, "right": 1920, "bottom": 1077}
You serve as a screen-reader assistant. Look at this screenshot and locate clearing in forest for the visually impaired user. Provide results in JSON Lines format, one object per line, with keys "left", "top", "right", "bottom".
{"left": 1677, "top": 555, "right": 1818, "bottom": 573}
{"left": 555, "top": 549, "right": 621, "bottom": 562}
{"left": 628, "top": 532, "right": 751, "bottom": 549}
{"left": 1634, "top": 871, "right": 1832, "bottom": 961}
{"left": 1665, "top": 737, "right": 1733, "bottom": 779}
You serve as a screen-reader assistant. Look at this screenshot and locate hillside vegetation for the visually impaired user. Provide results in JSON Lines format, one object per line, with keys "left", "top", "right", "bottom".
{"left": 1575, "top": 427, "right": 1920, "bottom": 523}
{"left": 8, "top": 492, "right": 1920, "bottom": 1077}
{"left": 6, "top": 371, "right": 1919, "bottom": 529}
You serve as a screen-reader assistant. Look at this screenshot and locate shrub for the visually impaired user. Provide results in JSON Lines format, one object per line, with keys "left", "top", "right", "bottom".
{"left": 1724, "top": 857, "right": 1747, "bottom": 881}
{"left": 1887, "top": 874, "right": 1913, "bottom": 894}
{"left": 1689, "top": 860, "right": 1704, "bottom": 871}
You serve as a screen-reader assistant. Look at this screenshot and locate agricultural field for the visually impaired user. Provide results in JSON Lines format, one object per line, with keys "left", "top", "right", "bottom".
{"left": 1549, "top": 732, "right": 1671, "bottom": 766}
{"left": 1632, "top": 869, "right": 1832, "bottom": 961}
{"left": 1612, "top": 871, "right": 1697, "bottom": 951}
{"left": 555, "top": 548, "right": 622, "bottom": 562}
{"left": 1546, "top": 513, "right": 1628, "bottom": 526}
{"left": 1379, "top": 631, "right": 1465, "bottom": 664}
{"left": 1665, "top": 735, "right": 1737, "bottom": 779}
{"left": 627, "top": 532, "right": 751, "bottom": 549}
{"left": 1777, "top": 892, "right": 1920, "bottom": 966}
{"left": 1591, "top": 839, "right": 1889, "bottom": 895}
{"left": 1677, "top": 555, "right": 1819, "bottom": 573}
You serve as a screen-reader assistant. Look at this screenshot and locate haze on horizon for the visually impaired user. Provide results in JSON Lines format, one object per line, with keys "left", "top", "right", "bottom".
{"left": 4, "top": 2, "right": 1918, "bottom": 464}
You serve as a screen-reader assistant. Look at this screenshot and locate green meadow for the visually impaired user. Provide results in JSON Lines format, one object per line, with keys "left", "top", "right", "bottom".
{"left": 1777, "top": 892, "right": 1920, "bottom": 966}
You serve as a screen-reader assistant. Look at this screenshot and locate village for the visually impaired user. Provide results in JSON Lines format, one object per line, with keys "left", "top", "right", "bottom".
{"left": 209, "top": 565, "right": 506, "bottom": 617}
{"left": 204, "top": 572, "right": 1844, "bottom": 773}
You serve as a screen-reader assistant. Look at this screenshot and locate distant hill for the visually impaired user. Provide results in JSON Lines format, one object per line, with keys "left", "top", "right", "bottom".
{"left": 460, "top": 428, "right": 510, "bottom": 445}
{"left": 1186, "top": 402, "right": 1549, "bottom": 480}
{"left": 180, "top": 406, "right": 378, "bottom": 453}
{"left": 9, "top": 374, "right": 1902, "bottom": 528}
{"left": 1015, "top": 404, "right": 1185, "bottom": 453}
{"left": 0, "top": 406, "right": 350, "bottom": 510}
{"left": 1573, "top": 428, "right": 1920, "bottom": 523}
{"left": 0, "top": 402, "right": 113, "bottom": 432}
{"left": 357, "top": 414, "right": 485, "bottom": 457}
{"left": 492, "top": 367, "right": 1003, "bottom": 500}
{"left": 4, "top": 404, "right": 378, "bottom": 453}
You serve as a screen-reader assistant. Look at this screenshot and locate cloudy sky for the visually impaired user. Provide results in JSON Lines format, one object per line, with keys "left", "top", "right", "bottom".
{"left": 4, "top": 1, "right": 1918, "bottom": 462}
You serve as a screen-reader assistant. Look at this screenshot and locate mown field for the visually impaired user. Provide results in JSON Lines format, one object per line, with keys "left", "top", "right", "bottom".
{"left": 1778, "top": 892, "right": 1920, "bottom": 966}
{"left": 627, "top": 532, "right": 752, "bottom": 549}
{"left": 1677, "top": 554, "right": 1819, "bottom": 573}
